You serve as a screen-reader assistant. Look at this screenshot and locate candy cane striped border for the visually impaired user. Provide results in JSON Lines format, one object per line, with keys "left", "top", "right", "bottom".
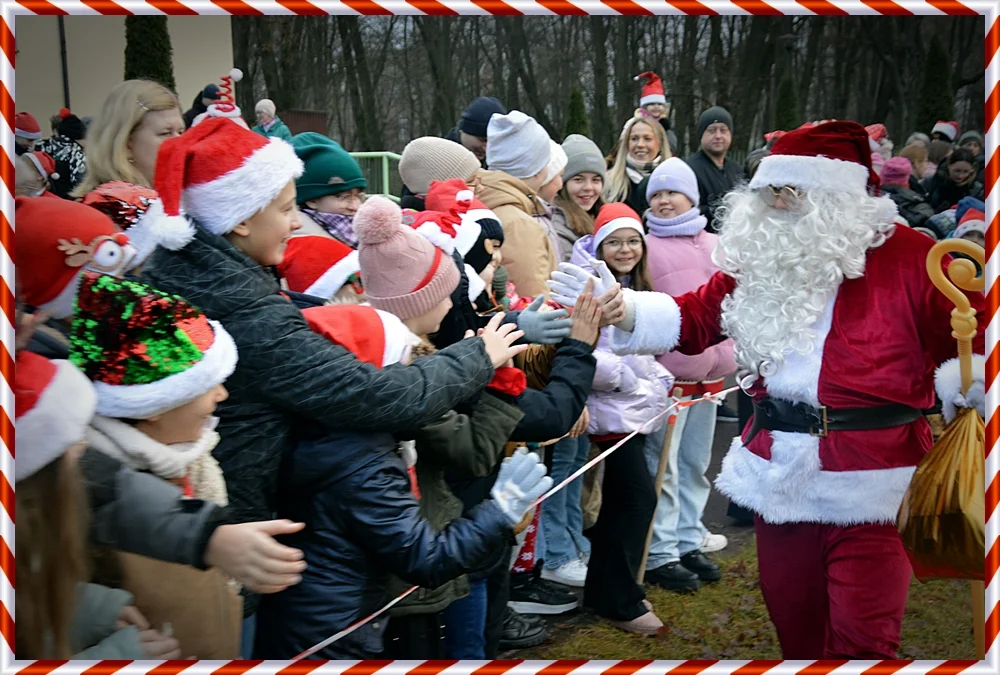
{"left": 1, "top": 2, "right": 996, "bottom": 672}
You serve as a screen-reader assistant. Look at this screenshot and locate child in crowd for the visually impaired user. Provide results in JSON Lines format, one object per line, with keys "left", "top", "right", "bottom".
{"left": 640, "top": 158, "right": 735, "bottom": 593}
{"left": 953, "top": 207, "right": 986, "bottom": 248}
{"left": 553, "top": 134, "right": 607, "bottom": 263}
{"left": 292, "top": 132, "right": 367, "bottom": 246}
{"left": 568, "top": 203, "right": 672, "bottom": 635}
{"left": 71, "top": 273, "right": 244, "bottom": 658}
{"left": 277, "top": 234, "right": 363, "bottom": 305}
{"left": 141, "top": 118, "right": 514, "bottom": 641}
{"left": 253, "top": 296, "right": 550, "bottom": 659}
{"left": 15, "top": 350, "right": 179, "bottom": 659}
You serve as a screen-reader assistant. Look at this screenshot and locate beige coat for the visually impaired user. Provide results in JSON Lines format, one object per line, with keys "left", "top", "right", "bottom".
{"left": 476, "top": 170, "right": 557, "bottom": 299}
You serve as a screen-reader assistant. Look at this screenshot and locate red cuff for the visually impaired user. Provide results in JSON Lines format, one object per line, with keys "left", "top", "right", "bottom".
{"left": 488, "top": 367, "right": 527, "bottom": 398}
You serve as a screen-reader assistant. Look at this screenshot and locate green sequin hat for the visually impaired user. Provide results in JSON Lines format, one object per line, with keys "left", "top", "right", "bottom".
{"left": 69, "top": 272, "right": 238, "bottom": 419}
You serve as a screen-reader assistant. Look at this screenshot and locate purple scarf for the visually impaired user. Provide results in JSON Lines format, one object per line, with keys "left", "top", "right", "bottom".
{"left": 645, "top": 207, "right": 707, "bottom": 238}
{"left": 305, "top": 208, "right": 358, "bottom": 248}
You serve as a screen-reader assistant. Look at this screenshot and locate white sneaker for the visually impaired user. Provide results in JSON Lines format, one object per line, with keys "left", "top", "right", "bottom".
{"left": 701, "top": 532, "right": 728, "bottom": 553}
{"left": 541, "top": 559, "right": 588, "bottom": 588}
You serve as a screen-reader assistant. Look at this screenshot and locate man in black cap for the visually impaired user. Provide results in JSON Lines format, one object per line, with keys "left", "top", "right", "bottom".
{"left": 685, "top": 105, "right": 743, "bottom": 233}
{"left": 183, "top": 83, "right": 221, "bottom": 129}
{"left": 445, "top": 96, "right": 507, "bottom": 166}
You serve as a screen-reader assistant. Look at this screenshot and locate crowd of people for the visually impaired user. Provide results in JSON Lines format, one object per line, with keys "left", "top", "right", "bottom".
{"left": 13, "top": 64, "right": 986, "bottom": 662}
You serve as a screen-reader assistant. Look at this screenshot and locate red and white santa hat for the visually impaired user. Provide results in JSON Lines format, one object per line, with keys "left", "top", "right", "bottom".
{"left": 865, "top": 123, "right": 890, "bottom": 151}
{"left": 15, "top": 351, "right": 96, "bottom": 482}
{"left": 932, "top": 120, "right": 960, "bottom": 142}
{"left": 424, "top": 178, "right": 500, "bottom": 257}
{"left": 151, "top": 116, "right": 303, "bottom": 250}
{"left": 15, "top": 196, "right": 137, "bottom": 319}
{"left": 953, "top": 208, "right": 986, "bottom": 240}
{"left": 592, "top": 202, "right": 645, "bottom": 250}
{"left": 15, "top": 112, "right": 41, "bottom": 141}
{"left": 25, "top": 150, "right": 59, "bottom": 182}
{"left": 278, "top": 235, "right": 361, "bottom": 299}
{"left": 748, "top": 120, "right": 880, "bottom": 197}
{"left": 634, "top": 72, "right": 667, "bottom": 107}
{"left": 302, "top": 304, "right": 418, "bottom": 368}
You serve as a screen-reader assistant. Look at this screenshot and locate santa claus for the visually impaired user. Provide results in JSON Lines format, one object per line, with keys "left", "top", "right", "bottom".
{"left": 549, "top": 120, "right": 986, "bottom": 659}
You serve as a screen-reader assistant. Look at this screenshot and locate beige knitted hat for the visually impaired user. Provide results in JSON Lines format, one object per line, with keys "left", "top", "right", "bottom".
{"left": 399, "top": 137, "right": 481, "bottom": 196}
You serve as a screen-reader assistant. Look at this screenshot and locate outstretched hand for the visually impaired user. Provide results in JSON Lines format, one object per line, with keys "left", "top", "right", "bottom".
{"left": 205, "top": 520, "right": 307, "bottom": 594}
{"left": 517, "top": 296, "right": 573, "bottom": 344}
{"left": 466, "top": 313, "right": 529, "bottom": 368}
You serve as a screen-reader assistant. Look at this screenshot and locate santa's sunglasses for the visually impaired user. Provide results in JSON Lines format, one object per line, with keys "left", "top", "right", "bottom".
{"left": 760, "top": 185, "right": 806, "bottom": 209}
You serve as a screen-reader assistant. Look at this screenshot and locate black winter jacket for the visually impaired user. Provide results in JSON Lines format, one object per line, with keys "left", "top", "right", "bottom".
{"left": 923, "top": 167, "right": 985, "bottom": 214}
{"left": 253, "top": 430, "right": 512, "bottom": 659}
{"left": 882, "top": 185, "right": 935, "bottom": 229}
{"left": 142, "top": 227, "right": 495, "bottom": 610}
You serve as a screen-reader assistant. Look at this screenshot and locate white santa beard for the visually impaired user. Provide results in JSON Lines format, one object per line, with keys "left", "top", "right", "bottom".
{"left": 713, "top": 187, "right": 895, "bottom": 380}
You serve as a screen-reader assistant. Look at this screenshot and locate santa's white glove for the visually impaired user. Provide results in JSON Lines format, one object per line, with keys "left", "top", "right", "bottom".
{"left": 942, "top": 381, "right": 985, "bottom": 423}
{"left": 490, "top": 449, "right": 553, "bottom": 527}
{"left": 548, "top": 260, "right": 614, "bottom": 307}
{"left": 935, "top": 355, "right": 986, "bottom": 423}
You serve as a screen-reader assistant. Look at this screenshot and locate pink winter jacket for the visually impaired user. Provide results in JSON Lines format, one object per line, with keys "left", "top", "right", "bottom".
{"left": 571, "top": 236, "right": 675, "bottom": 436}
{"left": 645, "top": 230, "right": 737, "bottom": 384}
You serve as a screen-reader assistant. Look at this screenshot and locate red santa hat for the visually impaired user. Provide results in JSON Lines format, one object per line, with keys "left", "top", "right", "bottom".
{"left": 424, "top": 178, "right": 499, "bottom": 257}
{"left": 15, "top": 351, "right": 96, "bottom": 482}
{"left": 634, "top": 71, "right": 667, "bottom": 107}
{"left": 302, "top": 304, "right": 417, "bottom": 368}
{"left": 24, "top": 151, "right": 59, "bottom": 182}
{"left": 15, "top": 112, "right": 41, "bottom": 141}
{"left": 16, "top": 196, "right": 136, "bottom": 319}
{"left": 150, "top": 116, "right": 304, "bottom": 250}
{"left": 81, "top": 181, "right": 161, "bottom": 268}
{"left": 932, "top": 121, "right": 960, "bottom": 142}
{"left": 278, "top": 235, "right": 361, "bottom": 299}
{"left": 592, "top": 202, "right": 645, "bottom": 250}
{"left": 748, "top": 120, "right": 879, "bottom": 197}
{"left": 953, "top": 208, "right": 986, "bottom": 240}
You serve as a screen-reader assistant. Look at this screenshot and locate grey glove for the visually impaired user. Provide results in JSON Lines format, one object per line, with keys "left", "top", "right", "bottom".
{"left": 516, "top": 295, "right": 573, "bottom": 344}
{"left": 490, "top": 449, "right": 553, "bottom": 526}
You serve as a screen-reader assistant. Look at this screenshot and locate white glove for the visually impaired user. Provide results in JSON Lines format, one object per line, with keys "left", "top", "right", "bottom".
{"left": 547, "top": 259, "right": 616, "bottom": 307}
{"left": 490, "top": 449, "right": 553, "bottom": 526}
{"left": 943, "top": 380, "right": 985, "bottom": 423}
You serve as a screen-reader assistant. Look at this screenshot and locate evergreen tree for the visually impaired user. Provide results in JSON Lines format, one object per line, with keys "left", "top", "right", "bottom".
{"left": 124, "top": 17, "right": 177, "bottom": 92}
{"left": 772, "top": 72, "right": 802, "bottom": 133}
{"left": 917, "top": 36, "right": 954, "bottom": 136}
{"left": 564, "top": 86, "right": 591, "bottom": 138}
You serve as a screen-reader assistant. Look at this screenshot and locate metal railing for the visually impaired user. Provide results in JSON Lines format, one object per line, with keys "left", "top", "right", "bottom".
{"left": 350, "top": 152, "right": 403, "bottom": 204}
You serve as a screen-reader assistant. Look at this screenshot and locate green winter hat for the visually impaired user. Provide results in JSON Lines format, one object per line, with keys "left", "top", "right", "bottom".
{"left": 292, "top": 132, "right": 367, "bottom": 205}
{"left": 69, "top": 272, "right": 237, "bottom": 420}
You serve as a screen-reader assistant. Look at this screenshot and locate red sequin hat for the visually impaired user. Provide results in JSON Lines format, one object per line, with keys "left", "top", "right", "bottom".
{"left": 69, "top": 272, "right": 237, "bottom": 420}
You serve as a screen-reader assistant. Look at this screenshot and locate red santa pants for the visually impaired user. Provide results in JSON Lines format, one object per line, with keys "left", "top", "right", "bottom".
{"left": 754, "top": 517, "right": 911, "bottom": 659}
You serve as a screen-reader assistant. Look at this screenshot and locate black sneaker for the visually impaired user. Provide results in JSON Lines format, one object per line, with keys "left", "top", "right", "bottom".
{"left": 499, "top": 607, "right": 547, "bottom": 649}
{"left": 645, "top": 561, "right": 702, "bottom": 593}
{"left": 680, "top": 550, "right": 722, "bottom": 582}
{"left": 716, "top": 403, "right": 739, "bottom": 422}
{"left": 508, "top": 567, "right": 579, "bottom": 614}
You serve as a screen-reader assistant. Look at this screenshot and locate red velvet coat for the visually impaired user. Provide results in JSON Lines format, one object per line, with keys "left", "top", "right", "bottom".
{"left": 609, "top": 225, "right": 984, "bottom": 525}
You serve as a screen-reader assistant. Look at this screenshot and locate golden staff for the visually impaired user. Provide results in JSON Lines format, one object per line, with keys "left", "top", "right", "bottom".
{"left": 926, "top": 238, "right": 985, "bottom": 660}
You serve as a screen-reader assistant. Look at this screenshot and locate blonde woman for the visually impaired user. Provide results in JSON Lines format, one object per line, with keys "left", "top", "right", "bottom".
{"left": 604, "top": 114, "right": 670, "bottom": 214}
{"left": 73, "top": 80, "right": 184, "bottom": 197}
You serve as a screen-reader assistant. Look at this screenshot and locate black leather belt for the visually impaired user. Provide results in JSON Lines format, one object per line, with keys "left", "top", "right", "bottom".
{"left": 747, "top": 397, "right": 923, "bottom": 443}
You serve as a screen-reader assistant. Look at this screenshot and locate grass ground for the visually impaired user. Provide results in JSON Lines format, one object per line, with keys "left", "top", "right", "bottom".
{"left": 513, "top": 544, "right": 976, "bottom": 660}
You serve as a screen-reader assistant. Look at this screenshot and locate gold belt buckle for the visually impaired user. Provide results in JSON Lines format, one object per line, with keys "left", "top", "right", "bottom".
{"left": 810, "top": 406, "right": 829, "bottom": 438}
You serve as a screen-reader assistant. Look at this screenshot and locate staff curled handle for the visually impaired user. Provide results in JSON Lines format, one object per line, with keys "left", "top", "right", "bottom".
{"left": 926, "top": 239, "right": 984, "bottom": 396}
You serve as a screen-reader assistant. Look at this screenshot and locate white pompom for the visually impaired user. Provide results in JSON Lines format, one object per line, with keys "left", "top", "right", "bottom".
{"left": 230, "top": 68, "right": 244, "bottom": 83}
{"left": 633, "top": 75, "right": 641, "bottom": 81}
{"left": 146, "top": 201, "right": 195, "bottom": 251}
{"left": 456, "top": 189, "right": 474, "bottom": 204}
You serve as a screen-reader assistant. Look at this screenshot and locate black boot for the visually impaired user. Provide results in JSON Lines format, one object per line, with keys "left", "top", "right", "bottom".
{"left": 499, "top": 607, "right": 547, "bottom": 650}
{"left": 645, "top": 561, "right": 702, "bottom": 593}
{"left": 680, "top": 550, "right": 721, "bottom": 583}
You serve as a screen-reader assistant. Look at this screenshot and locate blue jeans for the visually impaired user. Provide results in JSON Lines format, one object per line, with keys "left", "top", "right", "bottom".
{"left": 241, "top": 613, "right": 257, "bottom": 659}
{"left": 540, "top": 436, "right": 592, "bottom": 569}
{"left": 644, "top": 397, "right": 716, "bottom": 569}
{"left": 443, "top": 579, "right": 488, "bottom": 658}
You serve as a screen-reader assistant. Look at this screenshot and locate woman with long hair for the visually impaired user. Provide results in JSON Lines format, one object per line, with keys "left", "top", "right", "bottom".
{"left": 553, "top": 134, "right": 607, "bottom": 263}
{"left": 604, "top": 115, "right": 671, "bottom": 214}
{"left": 73, "top": 80, "right": 184, "bottom": 197}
